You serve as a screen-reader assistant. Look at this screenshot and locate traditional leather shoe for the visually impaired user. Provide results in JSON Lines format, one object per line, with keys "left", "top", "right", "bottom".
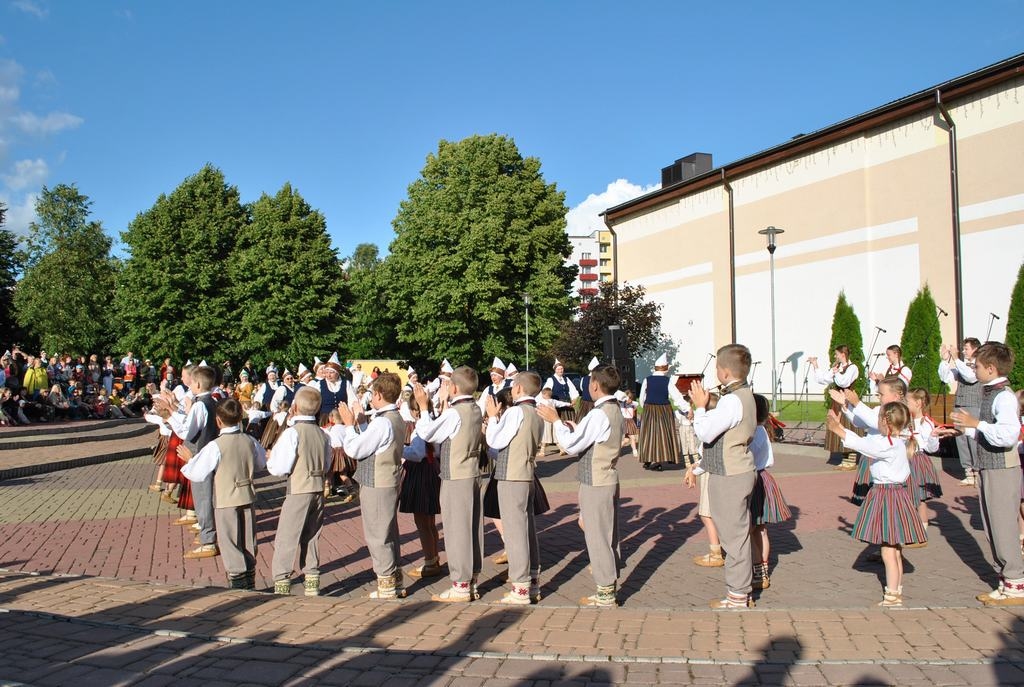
{"left": 183, "top": 544, "right": 219, "bottom": 559}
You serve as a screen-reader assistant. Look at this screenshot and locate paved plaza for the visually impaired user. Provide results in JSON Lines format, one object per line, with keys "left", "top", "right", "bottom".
{"left": 1, "top": 426, "right": 1023, "bottom": 685}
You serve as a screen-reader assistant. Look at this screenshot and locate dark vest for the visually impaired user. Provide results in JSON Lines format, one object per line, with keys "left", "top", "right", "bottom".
{"left": 975, "top": 382, "right": 1021, "bottom": 470}
{"left": 953, "top": 361, "right": 982, "bottom": 409}
{"left": 281, "top": 384, "right": 296, "bottom": 407}
{"left": 580, "top": 375, "right": 593, "bottom": 402}
{"left": 260, "top": 382, "right": 277, "bottom": 409}
{"left": 550, "top": 377, "right": 571, "bottom": 402}
{"left": 318, "top": 379, "right": 348, "bottom": 416}
{"left": 193, "top": 394, "right": 219, "bottom": 453}
{"left": 644, "top": 375, "right": 670, "bottom": 405}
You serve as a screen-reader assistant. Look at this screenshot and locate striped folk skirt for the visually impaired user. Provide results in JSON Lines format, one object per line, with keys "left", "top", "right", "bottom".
{"left": 638, "top": 404, "right": 681, "bottom": 464}
{"left": 160, "top": 434, "right": 183, "bottom": 485}
{"left": 825, "top": 400, "right": 855, "bottom": 454}
{"left": 260, "top": 419, "right": 283, "bottom": 450}
{"left": 908, "top": 451, "right": 943, "bottom": 502}
{"left": 851, "top": 455, "right": 872, "bottom": 505}
{"left": 576, "top": 400, "right": 594, "bottom": 423}
{"left": 751, "top": 469, "right": 792, "bottom": 525}
{"left": 152, "top": 434, "right": 168, "bottom": 466}
{"left": 624, "top": 417, "right": 639, "bottom": 437}
{"left": 557, "top": 405, "right": 577, "bottom": 422}
{"left": 330, "top": 446, "right": 356, "bottom": 479}
{"left": 850, "top": 482, "right": 927, "bottom": 545}
{"left": 398, "top": 459, "right": 441, "bottom": 515}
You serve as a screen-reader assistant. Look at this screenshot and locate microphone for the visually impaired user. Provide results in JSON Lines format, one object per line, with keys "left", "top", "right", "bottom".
{"left": 875, "top": 326, "right": 887, "bottom": 333}
{"left": 753, "top": 361, "right": 762, "bottom": 364}
{"left": 872, "top": 353, "right": 884, "bottom": 359}
{"left": 937, "top": 306, "right": 948, "bottom": 317}
{"left": 708, "top": 353, "right": 716, "bottom": 358}
{"left": 992, "top": 313, "right": 1001, "bottom": 320}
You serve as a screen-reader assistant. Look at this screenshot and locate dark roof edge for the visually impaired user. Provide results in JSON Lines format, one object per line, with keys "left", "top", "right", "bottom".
{"left": 603, "top": 52, "right": 1024, "bottom": 222}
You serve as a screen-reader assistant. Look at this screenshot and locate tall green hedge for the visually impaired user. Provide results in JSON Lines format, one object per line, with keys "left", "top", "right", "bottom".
{"left": 1007, "top": 261, "right": 1024, "bottom": 389}
{"left": 825, "top": 291, "right": 868, "bottom": 405}
{"left": 899, "top": 284, "right": 945, "bottom": 394}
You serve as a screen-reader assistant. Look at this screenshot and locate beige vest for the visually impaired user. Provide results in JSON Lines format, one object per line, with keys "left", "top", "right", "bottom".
{"left": 287, "top": 421, "right": 328, "bottom": 495}
{"left": 722, "top": 383, "right": 756, "bottom": 475}
{"left": 578, "top": 401, "right": 624, "bottom": 487}
{"left": 212, "top": 433, "right": 257, "bottom": 508}
{"left": 355, "top": 410, "right": 405, "bottom": 488}
{"left": 495, "top": 404, "right": 544, "bottom": 482}
{"left": 440, "top": 400, "right": 483, "bottom": 480}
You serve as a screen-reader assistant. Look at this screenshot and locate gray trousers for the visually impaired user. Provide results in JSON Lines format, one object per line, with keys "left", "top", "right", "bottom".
{"left": 709, "top": 471, "right": 757, "bottom": 596}
{"left": 272, "top": 492, "right": 324, "bottom": 581}
{"left": 954, "top": 406, "right": 980, "bottom": 472}
{"left": 978, "top": 467, "right": 1024, "bottom": 581}
{"left": 440, "top": 477, "right": 483, "bottom": 583}
{"left": 191, "top": 474, "right": 216, "bottom": 546}
{"left": 498, "top": 480, "right": 538, "bottom": 585}
{"left": 215, "top": 505, "right": 256, "bottom": 576}
{"left": 360, "top": 486, "right": 400, "bottom": 578}
{"left": 579, "top": 483, "right": 621, "bottom": 587}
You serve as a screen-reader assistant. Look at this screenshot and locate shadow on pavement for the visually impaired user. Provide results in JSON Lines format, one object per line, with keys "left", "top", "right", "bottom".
{"left": 932, "top": 497, "right": 997, "bottom": 587}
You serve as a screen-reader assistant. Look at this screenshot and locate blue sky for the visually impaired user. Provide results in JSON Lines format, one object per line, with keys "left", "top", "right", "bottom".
{"left": 1, "top": 1, "right": 1021, "bottom": 260}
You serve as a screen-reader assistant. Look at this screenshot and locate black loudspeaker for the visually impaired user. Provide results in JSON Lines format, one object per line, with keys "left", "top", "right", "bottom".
{"left": 602, "top": 326, "right": 629, "bottom": 362}
{"left": 614, "top": 358, "right": 636, "bottom": 393}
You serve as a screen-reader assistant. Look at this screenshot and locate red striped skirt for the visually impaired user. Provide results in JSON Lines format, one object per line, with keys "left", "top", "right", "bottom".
{"left": 908, "top": 451, "right": 942, "bottom": 502}
{"left": 751, "top": 469, "right": 792, "bottom": 525}
{"left": 177, "top": 476, "right": 194, "bottom": 511}
{"left": 851, "top": 455, "right": 872, "bottom": 504}
{"left": 160, "top": 434, "right": 183, "bottom": 484}
{"left": 851, "top": 482, "right": 927, "bottom": 545}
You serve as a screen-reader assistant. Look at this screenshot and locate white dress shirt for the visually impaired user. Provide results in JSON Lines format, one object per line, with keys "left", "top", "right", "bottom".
{"left": 341, "top": 404, "right": 398, "bottom": 460}
{"left": 968, "top": 378, "right": 1022, "bottom": 448}
{"left": 750, "top": 425, "right": 774, "bottom": 470}
{"left": 269, "top": 384, "right": 298, "bottom": 413}
{"left": 938, "top": 358, "right": 977, "bottom": 386}
{"left": 842, "top": 402, "right": 880, "bottom": 434}
{"left": 182, "top": 426, "right": 267, "bottom": 482}
{"left": 415, "top": 395, "right": 473, "bottom": 443}
{"left": 815, "top": 363, "right": 859, "bottom": 388}
{"left": 168, "top": 391, "right": 211, "bottom": 442}
{"left": 842, "top": 433, "right": 910, "bottom": 484}
{"left": 267, "top": 416, "right": 324, "bottom": 476}
{"left": 552, "top": 395, "right": 615, "bottom": 456}
{"left": 914, "top": 416, "right": 940, "bottom": 453}
{"left": 486, "top": 399, "right": 535, "bottom": 450}
{"left": 692, "top": 385, "right": 743, "bottom": 444}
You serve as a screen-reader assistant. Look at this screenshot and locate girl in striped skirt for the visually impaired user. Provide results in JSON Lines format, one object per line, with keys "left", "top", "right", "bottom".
{"left": 750, "top": 394, "right": 792, "bottom": 591}
{"left": 399, "top": 394, "right": 443, "bottom": 580}
{"left": 905, "top": 388, "right": 942, "bottom": 547}
{"left": 827, "top": 401, "right": 927, "bottom": 607}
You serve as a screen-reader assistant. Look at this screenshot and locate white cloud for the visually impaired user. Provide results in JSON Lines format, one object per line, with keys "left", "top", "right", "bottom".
{"left": 2, "top": 158, "right": 47, "bottom": 191}
{"left": 0, "top": 191, "right": 38, "bottom": 236}
{"left": 565, "top": 179, "right": 660, "bottom": 236}
{"left": 11, "top": 0, "right": 48, "bottom": 19}
{"left": 10, "top": 111, "right": 83, "bottom": 135}
{"left": 33, "top": 68, "right": 56, "bottom": 90}
{"left": 0, "top": 85, "right": 17, "bottom": 103}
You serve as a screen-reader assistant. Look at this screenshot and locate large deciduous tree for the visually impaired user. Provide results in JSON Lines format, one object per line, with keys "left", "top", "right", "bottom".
{"left": 898, "top": 284, "right": 944, "bottom": 393}
{"left": 230, "top": 183, "right": 347, "bottom": 365}
{"left": 115, "top": 165, "right": 246, "bottom": 363}
{"left": 550, "top": 281, "right": 663, "bottom": 371}
{"left": 385, "top": 134, "right": 575, "bottom": 370}
{"left": 0, "top": 203, "right": 24, "bottom": 345}
{"left": 340, "top": 242, "right": 392, "bottom": 359}
{"left": 13, "top": 185, "right": 117, "bottom": 353}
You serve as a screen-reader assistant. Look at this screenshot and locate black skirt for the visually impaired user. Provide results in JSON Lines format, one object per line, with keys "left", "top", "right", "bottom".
{"left": 398, "top": 459, "right": 441, "bottom": 515}
{"left": 483, "top": 475, "right": 551, "bottom": 519}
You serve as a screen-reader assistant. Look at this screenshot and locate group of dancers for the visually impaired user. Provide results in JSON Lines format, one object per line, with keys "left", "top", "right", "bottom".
{"left": 812, "top": 338, "right": 1024, "bottom": 606}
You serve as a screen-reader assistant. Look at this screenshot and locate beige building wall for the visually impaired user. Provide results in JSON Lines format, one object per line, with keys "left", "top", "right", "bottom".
{"left": 611, "top": 72, "right": 1024, "bottom": 394}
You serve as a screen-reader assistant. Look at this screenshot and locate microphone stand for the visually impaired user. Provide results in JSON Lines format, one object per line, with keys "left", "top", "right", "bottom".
{"left": 986, "top": 313, "right": 999, "bottom": 341}
{"left": 776, "top": 361, "right": 785, "bottom": 402}
{"left": 699, "top": 353, "right": 715, "bottom": 378}
{"left": 749, "top": 361, "right": 761, "bottom": 391}
{"left": 864, "top": 326, "right": 885, "bottom": 378}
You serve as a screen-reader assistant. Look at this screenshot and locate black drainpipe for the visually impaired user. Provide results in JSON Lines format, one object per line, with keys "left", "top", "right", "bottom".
{"left": 935, "top": 90, "right": 964, "bottom": 346}
{"left": 722, "top": 169, "right": 737, "bottom": 343}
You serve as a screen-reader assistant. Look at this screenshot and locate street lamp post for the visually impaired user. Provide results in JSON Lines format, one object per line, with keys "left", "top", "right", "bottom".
{"left": 758, "top": 226, "right": 784, "bottom": 413}
{"left": 522, "top": 293, "right": 531, "bottom": 371}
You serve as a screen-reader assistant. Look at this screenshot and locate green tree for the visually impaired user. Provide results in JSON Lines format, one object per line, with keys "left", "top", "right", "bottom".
{"left": 13, "top": 185, "right": 117, "bottom": 353}
{"left": 899, "top": 284, "right": 944, "bottom": 394}
{"left": 826, "top": 291, "right": 868, "bottom": 404}
{"left": 385, "top": 134, "right": 575, "bottom": 370}
{"left": 230, "top": 183, "right": 347, "bottom": 365}
{"left": 1006, "top": 261, "right": 1024, "bottom": 388}
{"left": 340, "top": 242, "right": 392, "bottom": 358}
{"left": 0, "top": 203, "right": 25, "bottom": 345}
{"left": 550, "top": 281, "right": 663, "bottom": 371}
{"left": 115, "top": 165, "right": 246, "bottom": 363}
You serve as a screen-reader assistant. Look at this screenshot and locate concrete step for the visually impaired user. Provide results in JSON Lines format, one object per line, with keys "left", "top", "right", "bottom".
{"left": 0, "top": 422, "right": 158, "bottom": 481}
{"left": 0, "top": 418, "right": 152, "bottom": 451}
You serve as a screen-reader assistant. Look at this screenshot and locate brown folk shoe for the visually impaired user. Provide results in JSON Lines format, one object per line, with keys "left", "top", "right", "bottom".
{"left": 183, "top": 544, "right": 219, "bottom": 560}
